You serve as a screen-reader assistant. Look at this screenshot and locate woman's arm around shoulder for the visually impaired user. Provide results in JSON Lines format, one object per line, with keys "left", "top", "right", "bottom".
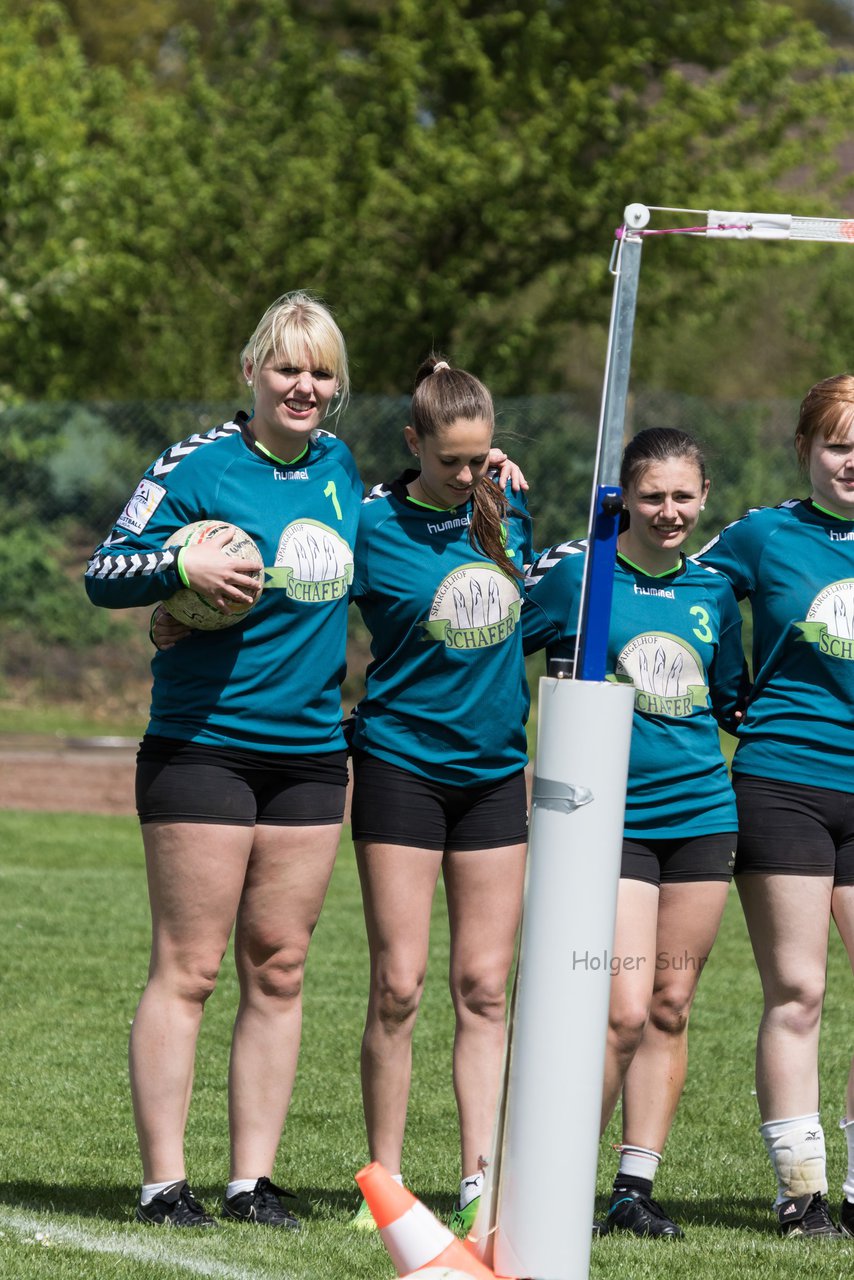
{"left": 707, "top": 574, "right": 752, "bottom": 734}
{"left": 520, "top": 542, "right": 586, "bottom": 656}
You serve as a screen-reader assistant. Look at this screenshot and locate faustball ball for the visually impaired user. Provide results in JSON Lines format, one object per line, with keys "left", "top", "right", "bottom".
{"left": 163, "top": 520, "right": 264, "bottom": 630}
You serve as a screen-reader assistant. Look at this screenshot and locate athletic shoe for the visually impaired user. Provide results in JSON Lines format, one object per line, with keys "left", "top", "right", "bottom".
{"left": 350, "top": 1197, "right": 378, "bottom": 1231}
{"left": 450, "top": 1194, "right": 480, "bottom": 1235}
{"left": 136, "top": 1181, "right": 216, "bottom": 1227}
{"left": 223, "top": 1177, "right": 300, "bottom": 1229}
{"left": 777, "top": 1192, "right": 841, "bottom": 1238}
{"left": 603, "top": 1188, "right": 683, "bottom": 1239}
{"left": 840, "top": 1197, "right": 854, "bottom": 1237}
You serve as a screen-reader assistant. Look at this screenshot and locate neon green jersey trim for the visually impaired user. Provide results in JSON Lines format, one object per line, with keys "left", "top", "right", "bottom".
{"left": 617, "top": 552, "right": 681, "bottom": 578}
{"left": 406, "top": 492, "right": 455, "bottom": 512}
{"left": 254, "top": 439, "right": 309, "bottom": 467}
{"left": 812, "top": 499, "right": 854, "bottom": 522}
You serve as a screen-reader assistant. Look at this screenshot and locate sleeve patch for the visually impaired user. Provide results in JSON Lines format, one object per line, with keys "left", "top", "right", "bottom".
{"left": 116, "top": 479, "right": 168, "bottom": 534}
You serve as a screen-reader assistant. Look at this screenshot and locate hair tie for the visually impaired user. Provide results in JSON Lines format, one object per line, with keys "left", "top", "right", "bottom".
{"left": 433, "top": 361, "right": 450, "bottom": 373}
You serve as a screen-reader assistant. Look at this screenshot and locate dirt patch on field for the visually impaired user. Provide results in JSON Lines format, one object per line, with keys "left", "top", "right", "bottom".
{"left": 0, "top": 737, "right": 360, "bottom": 820}
{"left": 0, "top": 737, "right": 138, "bottom": 815}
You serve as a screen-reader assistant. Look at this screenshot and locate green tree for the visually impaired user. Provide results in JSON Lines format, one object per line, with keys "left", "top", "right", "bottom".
{"left": 317, "top": 0, "right": 854, "bottom": 393}
{"left": 0, "top": 3, "right": 207, "bottom": 400}
{"left": 54, "top": 0, "right": 182, "bottom": 68}
{"left": 3, "top": 0, "right": 853, "bottom": 401}
{"left": 0, "top": 1, "right": 357, "bottom": 401}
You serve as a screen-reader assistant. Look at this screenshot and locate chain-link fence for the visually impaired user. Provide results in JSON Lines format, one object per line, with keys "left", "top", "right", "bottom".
{"left": 2, "top": 389, "right": 805, "bottom": 542}
{"left": 0, "top": 391, "right": 804, "bottom": 710}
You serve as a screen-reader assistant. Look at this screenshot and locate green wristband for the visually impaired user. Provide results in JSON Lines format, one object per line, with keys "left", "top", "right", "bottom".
{"left": 177, "top": 546, "right": 191, "bottom": 589}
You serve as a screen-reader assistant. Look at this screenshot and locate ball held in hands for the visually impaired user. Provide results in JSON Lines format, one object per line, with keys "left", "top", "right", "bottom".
{"left": 163, "top": 520, "right": 264, "bottom": 630}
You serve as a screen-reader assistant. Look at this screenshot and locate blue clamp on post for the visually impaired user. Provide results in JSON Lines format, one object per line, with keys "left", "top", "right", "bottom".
{"left": 576, "top": 485, "right": 623, "bottom": 682}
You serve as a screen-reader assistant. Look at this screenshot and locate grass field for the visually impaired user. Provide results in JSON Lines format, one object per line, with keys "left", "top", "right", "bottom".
{"left": 2, "top": 808, "right": 853, "bottom": 1279}
{"left": 0, "top": 703, "right": 145, "bottom": 740}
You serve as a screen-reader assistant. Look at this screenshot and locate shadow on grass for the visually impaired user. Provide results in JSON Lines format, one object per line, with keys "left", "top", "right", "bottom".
{"left": 294, "top": 1184, "right": 459, "bottom": 1229}
{"left": 593, "top": 1192, "right": 782, "bottom": 1236}
{"left": 0, "top": 1179, "right": 455, "bottom": 1227}
{"left": 670, "top": 1195, "right": 778, "bottom": 1233}
{"left": 0, "top": 1180, "right": 138, "bottom": 1223}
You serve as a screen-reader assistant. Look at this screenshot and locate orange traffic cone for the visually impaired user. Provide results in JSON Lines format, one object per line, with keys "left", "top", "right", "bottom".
{"left": 354, "top": 1162, "right": 504, "bottom": 1279}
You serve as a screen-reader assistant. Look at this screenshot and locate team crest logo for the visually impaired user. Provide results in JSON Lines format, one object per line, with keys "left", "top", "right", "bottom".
{"left": 610, "top": 631, "right": 708, "bottom": 717}
{"left": 264, "top": 520, "right": 353, "bottom": 602}
{"left": 796, "top": 579, "right": 854, "bottom": 659}
{"left": 116, "top": 479, "right": 167, "bottom": 534}
{"left": 420, "top": 563, "right": 521, "bottom": 649}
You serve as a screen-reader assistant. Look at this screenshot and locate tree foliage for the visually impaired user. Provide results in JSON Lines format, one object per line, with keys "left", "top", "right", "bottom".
{"left": 2, "top": 0, "right": 853, "bottom": 402}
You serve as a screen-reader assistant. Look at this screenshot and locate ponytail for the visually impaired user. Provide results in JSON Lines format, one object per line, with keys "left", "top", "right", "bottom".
{"left": 471, "top": 478, "right": 523, "bottom": 580}
{"left": 411, "top": 355, "right": 522, "bottom": 579}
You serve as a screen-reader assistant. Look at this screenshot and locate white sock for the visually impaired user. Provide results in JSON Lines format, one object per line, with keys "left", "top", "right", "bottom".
{"left": 459, "top": 1171, "right": 483, "bottom": 1208}
{"left": 840, "top": 1116, "right": 854, "bottom": 1202}
{"left": 227, "top": 1178, "right": 260, "bottom": 1199}
{"left": 140, "top": 1179, "right": 183, "bottom": 1206}
{"left": 760, "top": 1114, "right": 827, "bottom": 1205}
{"left": 616, "top": 1144, "right": 661, "bottom": 1185}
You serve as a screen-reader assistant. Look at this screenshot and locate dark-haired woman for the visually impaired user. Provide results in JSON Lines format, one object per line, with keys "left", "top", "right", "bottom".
{"left": 524, "top": 428, "right": 749, "bottom": 1239}
{"left": 698, "top": 374, "right": 854, "bottom": 1239}
{"left": 350, "top": 357, "right": 532, "bottom": 1233}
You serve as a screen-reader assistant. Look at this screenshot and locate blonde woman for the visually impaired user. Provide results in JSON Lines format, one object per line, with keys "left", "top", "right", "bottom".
{"left": 86, "top": 293, "right": 360, "bottom": 1228}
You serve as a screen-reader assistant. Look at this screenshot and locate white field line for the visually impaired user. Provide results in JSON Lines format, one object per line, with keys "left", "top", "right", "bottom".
{"left": 0, "top": 1207, "right": 287, "bottom": 1280}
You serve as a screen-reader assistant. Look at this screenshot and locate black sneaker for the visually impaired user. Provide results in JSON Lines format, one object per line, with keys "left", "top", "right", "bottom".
{"left": 777, "top": 1192, "right": 841, "bottom": 1237}
{"left": 603, "top": 1188, "right": 683, "bottom": 1239}
{"left": 136, "top": 1181, "right": 216, "bottom": 1227}
{"left": 840, "top": 1198, "right": 854, "bottom": 1238}
{"left": 223, "top": 1177, "right": 300, "bottom": 1229}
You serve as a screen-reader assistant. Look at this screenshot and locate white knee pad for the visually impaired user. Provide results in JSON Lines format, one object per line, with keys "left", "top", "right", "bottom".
{"left": 841, "top": 1116, "right": 854, "bottom": 1201}
{"left": 762, "top": 1121, "right": 828, "bottom": 1198}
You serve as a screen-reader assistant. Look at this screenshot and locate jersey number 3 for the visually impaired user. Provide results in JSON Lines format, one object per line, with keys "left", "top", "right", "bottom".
{"left": 690, "top": 605, "right": 713, "bottom": 643}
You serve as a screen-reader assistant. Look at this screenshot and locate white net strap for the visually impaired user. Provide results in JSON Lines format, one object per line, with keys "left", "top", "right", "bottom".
{"left": 706, "top": 209, "right": 854, "bottom": 242}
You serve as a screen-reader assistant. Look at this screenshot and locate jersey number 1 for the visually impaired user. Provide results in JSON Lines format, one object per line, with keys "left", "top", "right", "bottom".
{"left": 324, "top": 481, "right": 343, "bottom": 521}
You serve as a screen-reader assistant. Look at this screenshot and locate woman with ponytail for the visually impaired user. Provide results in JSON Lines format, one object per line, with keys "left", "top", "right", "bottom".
{"left": 349, "top": 355, "right": 532, "bottom": 1233}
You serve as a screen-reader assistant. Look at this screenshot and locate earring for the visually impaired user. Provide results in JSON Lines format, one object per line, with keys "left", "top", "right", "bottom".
{"left": 700, "top": 504, "right": 706, "bottom": 510}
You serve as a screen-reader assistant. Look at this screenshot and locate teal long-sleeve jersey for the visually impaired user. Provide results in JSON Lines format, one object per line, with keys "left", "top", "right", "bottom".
{"left": 350, "top": 473, "right": 533, "bottom": 785}
{"left": 698, "top": 498, "right": 854, "bottom": 793}
{"left": 85, "top": 415, "right": 362, "bottom": 753}
{"left": 522, "top": 543, "right": 750, "bottom": 837}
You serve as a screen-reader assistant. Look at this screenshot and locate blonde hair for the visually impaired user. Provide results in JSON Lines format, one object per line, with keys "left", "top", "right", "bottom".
{"left": 795, "top": 373, "right": 854, "bottom": 468}
{"left": 241, "top": 291, "right": 350, "bottom": 416}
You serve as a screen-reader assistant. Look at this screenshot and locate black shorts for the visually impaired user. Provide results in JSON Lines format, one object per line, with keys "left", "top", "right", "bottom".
{"left": 136, "top": 735, "right": 348, "bottom": 826}
{"left": 621, "top": 833, "right": 737, "bottom": 887}
{"left": 734, "top": 773, "right": 854, "bottom": 882}
{"left": 350, "top": 751, "right": 528, "bottom": 851}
